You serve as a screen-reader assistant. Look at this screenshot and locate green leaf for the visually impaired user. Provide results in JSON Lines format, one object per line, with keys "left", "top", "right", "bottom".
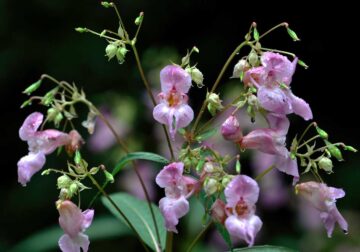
{"left": 102, "top": 193, "right": 166, "bottom": 251}
{"left": 215, "top": 222, "right": 233, "bottom": 250}
{"left": 9, "top": 216, "right": 130, "bottom": 252}
{"left": 231, "top": 245, "right": 298, "bottom": 251}
{"left": 196, "top": 128, "right": 217, "bottom": 142}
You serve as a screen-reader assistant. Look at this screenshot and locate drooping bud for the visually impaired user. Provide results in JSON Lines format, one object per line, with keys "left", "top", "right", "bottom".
{"left": 204, "top": 178, "right": 218, "bottom": 196}
{"left": 210, "top": 199, "right": 227, "bottom": 224}
{"left": 68, "top": 182, "right": 78, "bottom": 197}
{"left": 287, "top": 27, "right": 300, "bottom": 41}
{"left": 75, "top": 27, "right": 87, "bottom": 33}
{"left": 204, "top": 162, "right": 215, "bottom": 173}
{"left": 248, "top": 50, "right": 259, "bottom": 67}
{"left": 232, "top": 59, "right": 249, "bottom": 78}
{"left": 105, "top": 43, "right": 118, "bottom": 60}
{"left": 54, "top": 112, "right": 64, "bottom": 127}
{"left": 207, "top": 92, "right": 223, "bottom": 116}
{"left": 318, "top": 157, "right": 333, "bottom": 173}
{"left": 82, "top": 110, "right": 97, "bottom": 134}
{"left": 221, "top": 116, "right": 243, "bottom": 142}
{"left": 57, "top": 175, "right": 72, "bottom": 189}
{"left": 23, "top": 79, "right": 42, "bottom": 95}
{"left": 47, "top": 107, "right": 59, "bottom": 121}
{"left": 116, "top": 46, "right": 128, "bottom": 64}
{"left": 186, "top": 67, "right": 204, "bottom": 88}
{"left": 65, "top": 130, "right": 84, "bottom": 155}
{"left": 104, "top": 170, "right": 114, "bottom": 183}
{"left": 316, "top": 126, "right": 328, "bottom": 139}
{"left": 221, "top": 175, "right": 232, "bottom": 188}
{"left": 326, "top": 141, "right": 344, "bottom": 161}
{"left": 134, "top": 12, "right": 144, "bottom": 26}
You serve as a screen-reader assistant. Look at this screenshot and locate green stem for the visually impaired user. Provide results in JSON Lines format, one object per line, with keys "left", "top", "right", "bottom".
{"left": 88, "top": 174, "right": 150, "bottom": 252}
{"left": 258, "top": 22, "right": 288, "bottom": 40}
{"left": 85, "top": 28, "right": 118, "bottom": 41}
{"left": 260, "top": 47, "right": 296, "bottom": 58}
{"left": 297, "top": 122, "right": 316, "bottom": 145}
{"left": 255, "top": 165, "right": 275, "bottom": 181}
{"left": 130, "top": 44, "right": 175, "bottom": 161}
{"left": 297, "top": 135, "right": 321, "bottom": 150}
{"left": 165, "top": 232, "right": 173, "bottom": 252}
{"left": 186, "top": 221, "right": 213, "bottom": 252}
{"left": 191, "top": 41, "right": 249, "bottom": 135}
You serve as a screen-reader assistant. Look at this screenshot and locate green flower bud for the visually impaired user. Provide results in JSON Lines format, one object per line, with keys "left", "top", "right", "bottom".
{"left": 204, "top": 178, "right": 218, "bottom": 196}
{"left": 134, "top": 12, "right": 144, "bottom": 25}
{"left": 298, "top": 59, "right": 309, "bottom": 69}
{"left": 101, "top": 1, "right": 112, "bottom": 8}
{"left": 247, "top": 94, "right": 258, "bottom": 106}
{"left": 327, "top": 142, "right": 344, "bottom": 161}
{"left": 20, "top": 99, "right": 32, "bottom": 109}
{"left": 232, "top": 59, "right": 249, "bottom": 78}
{"left": 316, "top": 126, "right": 328, "bottom": 139}
{"left": 116, "top": 46, "right": 128, "bottom": 64}
{"left": 204, "top": 162, "right": 215, "bottom": 173}
{"left": 318, "top": 157, "right": 333, "bottom": 173}
{"left": 57, "top": 175, "right": 72, "bottom": 189}
{"left": 47, "top": 108, "right": 58, "bottom": 121}
{"left": 54, "top": 112, "right": 64, "bottom": 127}
{"left": 74, "top": 150, "right": 82, "bottom": 165}
{"left": 287, "top": 27, "right": 300, "bottom": 41}
{"left": 207, "top": 92, "right": 223, "bottom": 116}
{"left": 75, "top": 27, "right": 87, "bottom": 33}
{"left": 344, "top": 145, "right": 357, "bottom": 153}
{"left": 187, "top": 67, "right": 204, "bottom": 88}
{"left": 104, "top": 170, "right": 114, "bottom": 183}
{"left": 248, "top": 50, "right": 259, "bottom": 67}
{"left": 59, "top": 188, "right": 69, "bottom": 200}
{"left": 221, "top": 176, "right": 232, "bottom": 188}
{"left": 68, "top": 183, "right": 78, "bottom": 197}
{"left": 105, "top": 43, "right": 118, "bottom": 60}
{"left": 23, "top": 79, "right": 42, "bottom": 95}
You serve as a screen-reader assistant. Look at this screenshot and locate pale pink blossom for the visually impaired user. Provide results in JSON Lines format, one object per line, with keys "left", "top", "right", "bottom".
{"left": 18, "top": 112, "right": 70, "bottom": 186}
{"left": 244, "top": 52, "right": 312, "bottom": 120}
{"left": 221, "top": 115, "right": 243, "bottom": 142}
{"left": 153, "top": 65, "right": 194, "bottom": 139}
{"left": 224, "top": 175, "right": 262, "bottom": 246}
{"left": 155, "top": 162, "right": 197, "bottom": 232}
{"left": 296, "top": 181, "right": 348, "bottom": 237}
{"left": 57, "top": 200, "right": 94, "bottom": 252}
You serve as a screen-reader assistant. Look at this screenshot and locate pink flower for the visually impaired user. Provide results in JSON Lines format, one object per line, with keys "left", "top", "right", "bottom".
{"left": 57, "top": 200, "right": 94, "bottom": 252}
{"left": 153, "top": 65, "right": 194, "bottom": 139}
{"left": 245, "top": 52, "right": 312, "bottom": 120}
{"left": 18, "top": 112, "right": 70, "bottom": 186}
{"left": 296, "top": 182, "right": 348, "bottom": 237}
{"left": 211, "top": 199, "right": 227, "bottom": 224}
{"left": 240, "top": 113, "right": 299, "bottom": 183}
{"left": 224, "top": 175, "right": 262, "bottom": 246}
{"left": 155, "top": 162, "right": 197, "bottom": 232}
{"left": 221, "top": 116, "right": 243, "bottom": 142}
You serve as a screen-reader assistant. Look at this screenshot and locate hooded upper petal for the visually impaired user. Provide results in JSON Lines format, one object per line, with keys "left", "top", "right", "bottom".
{"left": 29, "top": 129, "right": 70, "bottom": 154}
{"left": 58, "top": 201, "right": 84, "bottom": 238}
{"left": 225, "top": 175, "right": 260, "bottom": 207}
{"left": 225, "top": 214, "right": 262, "bottom": 247}
{"left": 156, "top": 162, "right": 184, "bottom": 188}
{"left": 17, "top": 152, "right": 46, "bottom": 186}
{"left": 81, "top": 209, "right": 94, "bottom": 230}
{"left": 159, "top": 196, "right": 189, "bottom": 233}
{"left": 19, "top": 112, "right": 43, "bottom": 141}
{"left": 160, "top": 65, "right": 192, "bottom": 93}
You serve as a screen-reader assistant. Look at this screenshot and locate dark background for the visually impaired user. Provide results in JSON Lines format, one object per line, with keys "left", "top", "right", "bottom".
{"left": 1, "top": 0, "right": 359, "bottom": 251}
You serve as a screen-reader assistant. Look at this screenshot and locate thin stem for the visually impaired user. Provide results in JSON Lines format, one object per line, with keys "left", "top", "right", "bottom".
{"left": 165, "top": 232, "right": 173, "bottom": 252}
{"left": 298, "top": 122, "right": 316, "bottom": 145}
{"left": 88, "top": 174, "right": 150, "bottom": 252}
{"left": 134, "top": 13, "right": 144, "bottom": 40}
{"left": 191, "top": 41, "right": 249, "bottom": 135}
{"left": 255, "top": 165, "right": 275, "bottom": 181}
{"left": 85, "top": 28, "right": 118, "bottom": 41}
{"left": 258, "top": 22, "right": 288, "bottom": 40}
{"left": 110, "top": 3, "right": 129, "bottom": 40}
{"left": 297, "top": 135, "right": 321, "bottom": 149}
{"left": 41, "top": 74, "right": 74, "bottom": 94}
{"left": 260, "top": 47, "right": 296, "bottom": 58}
{"left": 186, "top": 221, "right": 213, "bottom": 252}
{"left": 131, "top": 44, "right": 175, "bottom": 161}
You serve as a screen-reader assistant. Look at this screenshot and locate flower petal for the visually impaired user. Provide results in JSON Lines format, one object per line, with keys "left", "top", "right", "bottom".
{"left": 274, "top": 153, "right": 299, "bottom": 184}
{"left": 160, "top": 65, "right": 192, "bottom": 93}
{"left": 58, "top": 233, "right": 90, "bottom": 252}
{"left": 257, "top": 86, "right": 292, "bottom": 115}
{"left": 320, "top": 207, "right": 348, "bottom": 237}
{"left": 81, "top": 209, "right": 94, "bottom": 230}
{"left": 17, "top": 152, "right": 46, "bottom": 186}
{"left": 225, "top": 214, "right": 262, "bottom": 247}
{"left": 19, "top": 112, "right": 43, "bottom": 141}
{"left": 265, "top": 113, "right": 289, "bottom": 135}
{"left": 159, "top": 196, "right": 189, "bottom": 233}
{"left": 155, "top": 162, "right": 184, "bottom": 188}
{"left": 225, "top": 175, "right": 259, "bottom": 207}
{"left": 58, "top": 200, "right": 84, "bottom": 238}
{"left": 289, "top": 92, "right": 313, "bottom": 120}
{"left": 31, "top": 129, "right": 70, "bottom": 154}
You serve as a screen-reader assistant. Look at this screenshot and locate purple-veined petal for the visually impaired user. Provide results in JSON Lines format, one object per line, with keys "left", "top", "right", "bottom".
{"left": 153, "top": 103, "right": 173, "bottom": 126}
{"left": 225, "top": 175, "right": 260, "bottom": 207}
{"left": 156, "top": 162, "right": 184, "bottom": 188}
{"left": 17, "top": 152, "right": 46, "bottom": 186}
{"left": 160, "top": 65, "right": 192, "bottom": 93}
{"left": 159, "top": 196, "right": 189, "bottom": 233}
{"left": 289, "top": 92, "right": 313, "bottom": 120}
{"left": 19, "top": 112, "right": 43, "bottom": 141}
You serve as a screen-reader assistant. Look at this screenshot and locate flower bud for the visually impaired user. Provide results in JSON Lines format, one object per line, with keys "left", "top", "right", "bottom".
{"left": 221, "top": 175, "right": 232, "bottom": 188}
{"left": 204, "top": 178, "right": 218, "bottom": 196}
{"left": 116, "top": 47, "right": 128, "bottom": 64}
{"left": 47, "top": 107, "right": 58, "bottom": 121}
{"left": 248, "top": 50, "right": 259, "bottom": 67}
{"left": 318, "top": 157, "right": 333, "bottom": 173}
{"left": 316, "top": 126, "right": 328, "bottom": 139}
{"left": 65, "top": 130, "right": 84, "bottom": 155}
{"left": 59, "top": 188, "right": 69, "bottom": 200}
{"left": 206, "top": 92, "right": 223, "bottom": 116}
{"left": 221, "top": 116, "right": 243, "bottom": 142}
{"left": 75, "top": 27, "right": 87, "bottom": 33}
{"left": 104, "top": 170, "right": 114, "bottom": 183}
{"left": 186, "top": 67, "right": 204, "bottom": 88}
{"left": 23, "top": 79, "right": 42, "bottom": 95}
{"left": 105, "top": 43, "right": 118, "bottom": 60}
{"left": 68, "top": 183, "right": 78, "bottom": 197}
{"left": 210, "top": 199, "right": 227, "bottom": 224}
{"left": 326, "top": 141, "right": 344, "bottom": 161}
{"left": 204, "top": 162, "right": 215, "bottom": 173}
{"left": 247, "top": 94, "right": 258, "bottom": 106}
{"left": 232, "top": 59, "right": 249, "bottom": 78}
{"left": 54, "top": 112, "right": 64, "bottom": 127}
{"left": 57, "top": 175, "right": 72, "bottom": 189}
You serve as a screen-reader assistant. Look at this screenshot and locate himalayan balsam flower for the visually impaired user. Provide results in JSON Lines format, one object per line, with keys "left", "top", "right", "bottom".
{"left": 57, "top": 200, "right": 94, "bottom": 252}
{"left": 221, "top": 115, "right": 243, "bottom": 142}
{"left": 296, "top": 181, "right": 348, "bottom": 237}
{"left": 17, "top": 112, "right": 70, "bottom": 186}
{"left": 224, "top": 175, "right": 262, "bottom": 246}
{"left": 155, "top": 162, "right": 197, "bottom": 233}
{"left": 244, "top": 52, "right": 312, "bottom": 120}
{"left": 240, "top": 113, "right": 299, "bottom": 183}
{"left": 153, "top": 65, "right": 194, "bottom": 139}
